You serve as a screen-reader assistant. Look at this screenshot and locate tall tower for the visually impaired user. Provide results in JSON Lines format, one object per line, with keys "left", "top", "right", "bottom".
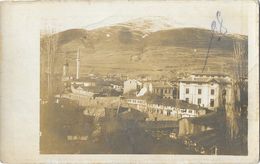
{"left": 76, "top": 48, "right": 80, "bottom": 80}
{"left": 63, "top": 61, "right": 69, "bottom": 77}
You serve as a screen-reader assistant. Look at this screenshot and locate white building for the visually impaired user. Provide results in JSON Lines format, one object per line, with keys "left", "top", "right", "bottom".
{"left": 71, "top": 77, "right": 96, "bottom": 87}
{"left": 111, "top": 84, "right": 123, "bottom": 92}
{"left": 123, "top": 79, "right": 142, "bottom": 94}
{"left": 179, "top": 73, "right": 231, "bottom": 110}
{"left": 135, "top": 81, "right": 178, "bottom": 99}
{"left": 125, "top": 95, "right": 207, "bottom": 119}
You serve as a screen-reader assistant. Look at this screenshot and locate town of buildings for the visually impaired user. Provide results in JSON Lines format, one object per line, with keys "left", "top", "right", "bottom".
{"left": 59, "top": 60, "right": 233, "bottom": 121}
{"left": 48, "top": 56, "right": 244, "bottom": 155}
{"left": 58, "top": 49, "right": 233, "bottom": 117}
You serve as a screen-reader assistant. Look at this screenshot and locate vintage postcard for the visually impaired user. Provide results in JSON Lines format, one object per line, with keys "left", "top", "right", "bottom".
{"left": 0, "top": 0, "right": 259, "bottom": 163}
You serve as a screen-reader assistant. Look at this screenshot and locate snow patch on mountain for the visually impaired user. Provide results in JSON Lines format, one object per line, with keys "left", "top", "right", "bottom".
{"left": 116, "top": 16, "right": 175, "bottom": 34}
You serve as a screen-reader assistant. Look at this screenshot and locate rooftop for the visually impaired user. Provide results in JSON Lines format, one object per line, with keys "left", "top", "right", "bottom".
{"left": 109, "top": 80, "right": 124, "bottom": 86}
{"left": 151, "top": 82, "right": 173, "bottom": 88}
{"left": 191, "top": 72, "right": 229, "bottom": 77}
{"left": 125, "top": 79, "right": 142, "bottom": 85}
{"left": 73, "top": 77, "right": 96, "bottom": 82}
{"left": 124, "top": 93, "right": 208, "bottom": 111}
{"left": 72, "top": 84, "right": 103, "bottom": 93}
{"left": 179, "top": 77, "right": 231, "bottom": 84}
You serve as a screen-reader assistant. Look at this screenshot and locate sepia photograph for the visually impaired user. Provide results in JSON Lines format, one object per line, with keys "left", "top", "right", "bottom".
{"left": 39, "top": 1, "right": 249, "bottom": 156}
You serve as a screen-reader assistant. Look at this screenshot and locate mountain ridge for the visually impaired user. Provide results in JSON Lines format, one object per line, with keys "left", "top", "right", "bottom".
{"left": 41, "top": 21, "right": 248, "bottom": 78}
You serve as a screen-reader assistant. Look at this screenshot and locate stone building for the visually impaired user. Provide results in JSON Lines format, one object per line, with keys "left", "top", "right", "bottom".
{"left": 179, "top": 73, "right": 231, "bottom": 110}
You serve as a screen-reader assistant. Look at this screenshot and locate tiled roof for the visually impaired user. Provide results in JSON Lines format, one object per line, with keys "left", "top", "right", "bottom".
{"left": 191, "top": 72, "right": 229, "bottom": 77}
{"left": 74, "top": 77, "right": 96, "bottom": 82}
{"left": 125, "top": 79, "right": 142, "bottom": 85}
{"left": 124, "top": 93, "right": 206, "bottom": 111}
{"left": 147, "top": 96, "right": 203, "bottom": 110}
{"left": 213, "top": 78, "right": 232, "bottom": 84}
{"left": 73, "top": 84, "right": 103, "bottom": 93}
{"left": 179, "top": 77, "right": 212, "bottom": 83}
{"left": 152, "top": 82, "right": 173, "bottom": 88}
{"left": 110, "top": 80, "right": 124, "bottom": 86}
{"left": 179, "top": 77, "right": 231, "bottom": 84}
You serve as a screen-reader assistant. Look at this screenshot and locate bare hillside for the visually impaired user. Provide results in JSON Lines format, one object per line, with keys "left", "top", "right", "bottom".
{"left": 41, "top": 20, "right": 247, "bottom": 78}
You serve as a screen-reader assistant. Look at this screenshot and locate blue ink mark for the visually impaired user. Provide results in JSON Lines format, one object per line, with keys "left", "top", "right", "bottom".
{"left": 211, "top": 11, "right": 227, "bottom": 40}
{"left": 202, "top": 32, "right": 214, "bottom": 72}
{"left": 202, "top": 11, "right": 227, "bottom": 73}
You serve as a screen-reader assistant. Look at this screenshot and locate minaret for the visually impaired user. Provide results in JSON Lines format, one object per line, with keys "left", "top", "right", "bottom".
{"left": 76, "top": 48, "right": 80, "bottom": 80}
{"left": 63, "top": 61, "right": 69, "bottom": 77}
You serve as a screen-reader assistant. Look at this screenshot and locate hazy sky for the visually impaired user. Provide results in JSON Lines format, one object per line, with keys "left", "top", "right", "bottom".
{"left": 41, "top": 1, "right": 249, "bottom": 35}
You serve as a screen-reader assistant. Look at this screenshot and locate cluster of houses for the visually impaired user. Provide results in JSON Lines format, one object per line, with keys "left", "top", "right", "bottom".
{"left": 122, "top": 73, "right": 232, "bottom": 119}
{"left": 60, "top": 52, "right": 233, "bottom": 120}
{"left": 64, "top": 72, "right": 232, "bottom": 119}
{"left": 69, "top": 76, "right": 124, "bottom": 97}
{"left": 125, "top": 94, "right": 208, "bottom": 119}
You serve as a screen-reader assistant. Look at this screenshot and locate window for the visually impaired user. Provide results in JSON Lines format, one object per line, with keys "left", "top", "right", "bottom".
{"left": 210, "top": 99, "right": 214, "bottom": 107}
{"left": 186, "top": 88, "right": 189, "bottom": 94}
{"left": 197, "top": 98, "right": 201, "bottom": 105}
{"left": 211, "top": 89, "right": 215, "bottom": 95}
{"left": 185, "top": 98, "right": 189, "bottom": 103}
{"left": 198, "top": 89, "right": 202, "bottom": 94}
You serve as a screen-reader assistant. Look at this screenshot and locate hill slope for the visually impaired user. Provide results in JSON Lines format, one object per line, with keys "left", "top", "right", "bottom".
{"left": 41, "top": 22, "right": 247, "bottom": 78}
